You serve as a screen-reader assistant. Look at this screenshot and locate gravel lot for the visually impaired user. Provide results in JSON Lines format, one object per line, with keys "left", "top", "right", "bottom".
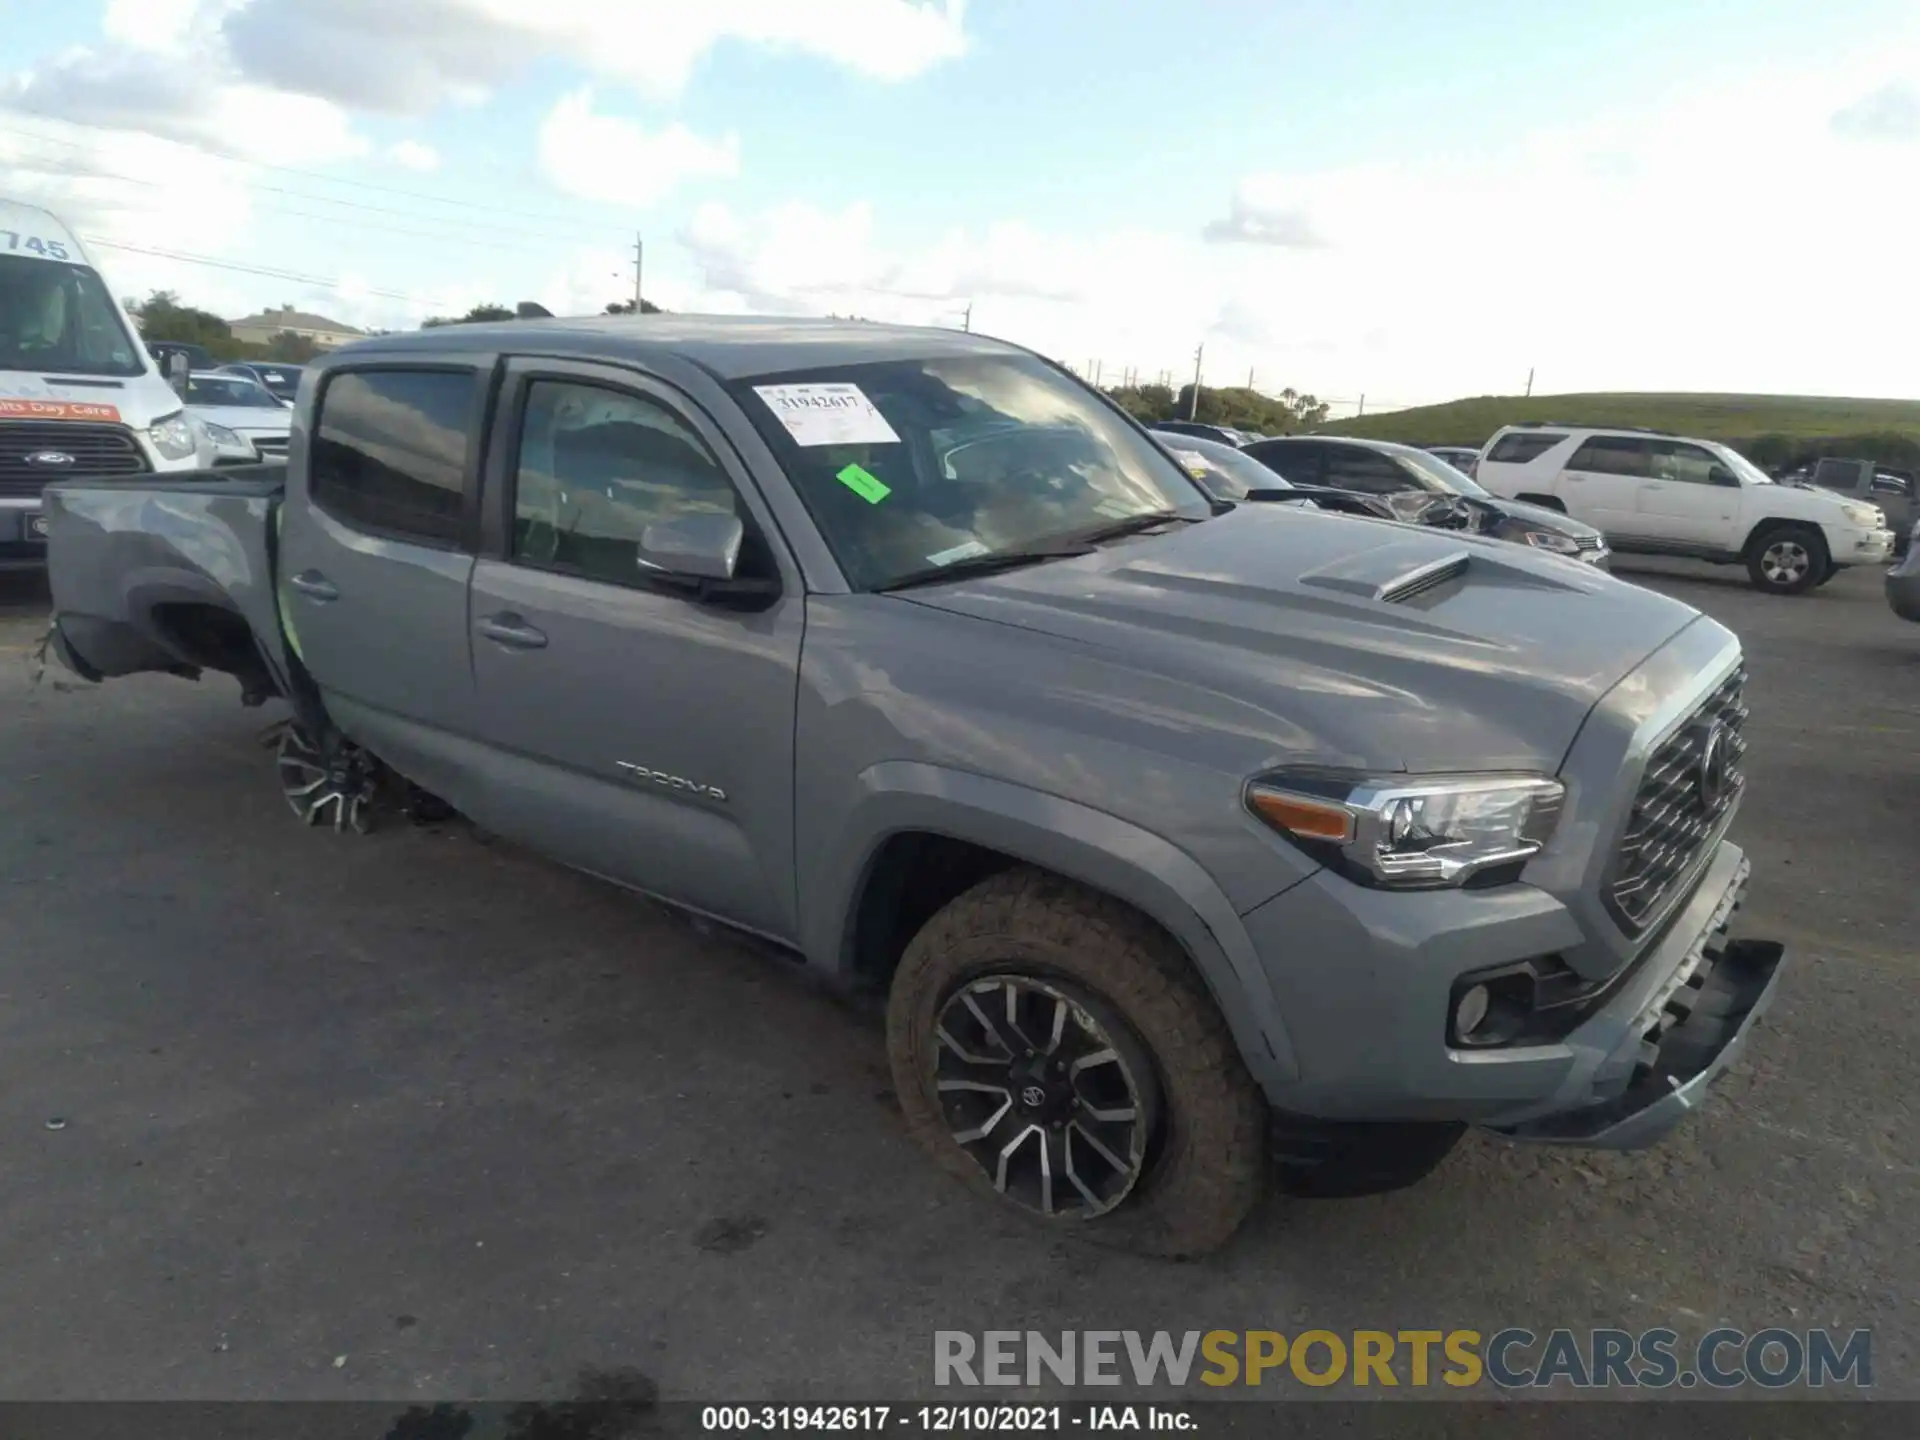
{"left": 1, "top": 557, "right": 1916, "bottom": 1404}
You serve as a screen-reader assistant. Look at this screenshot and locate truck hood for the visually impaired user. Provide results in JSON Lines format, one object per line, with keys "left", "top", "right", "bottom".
{"left": 187, "top": 403, "right": 291, "bottom": 435}
{"left": 0, "top": 371, "right": 182, "bottom": 430}
{"left": 896, "top": 504, "right": 1705, "bottom": 773}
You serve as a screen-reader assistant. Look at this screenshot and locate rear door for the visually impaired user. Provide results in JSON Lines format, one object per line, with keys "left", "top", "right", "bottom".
{"left": 1556, "top": 436, "right": 1652, "bottom": 537}
{"left": 1636, "top": 439, "right": 1742, "bottom": 547}
{"left": 463, "top": 358, "right": 805, "bottom": 941}
{"left": 276, "top": 358, "right": 492, "bottom": 805}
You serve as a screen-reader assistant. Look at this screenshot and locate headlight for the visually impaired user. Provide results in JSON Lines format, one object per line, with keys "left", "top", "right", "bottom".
{"left": 1247, "top": 773, "right": 1565, "bottom": 888}
{"left": 1520, "top": 530, "right": 1580, "bottom": 554}
{"left": 201, "top": 421, "right": 245, "bottom": 449}
{"left": 1841, "top": 501, "right": 1883, "bottom": 527}
{"left": 148, "top": 410, "right": 198, "bottom": 461}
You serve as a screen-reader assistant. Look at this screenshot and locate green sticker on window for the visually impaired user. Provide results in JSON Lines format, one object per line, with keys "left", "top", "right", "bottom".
{"left": 836, "top": 462, "right": 891, "bottom": 504}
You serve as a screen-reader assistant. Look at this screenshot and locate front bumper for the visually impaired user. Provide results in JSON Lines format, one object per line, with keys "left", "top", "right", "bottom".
{"left": 1240, "top": 838, "right": 1784, "bottom": 1150}
{"left": 1888, "top": 555, "right": 1920, "bottom": 622}
{"left": 0, "top": 497, "right": 49, "bottom": 571}
{"left": 1836, "top": 526, "right": 1895, "bottom": 567}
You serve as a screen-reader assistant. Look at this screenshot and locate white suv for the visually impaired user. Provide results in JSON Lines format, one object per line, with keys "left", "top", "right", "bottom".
{"left": 1474, "top": 424, "right": 1895, "bottom": 594}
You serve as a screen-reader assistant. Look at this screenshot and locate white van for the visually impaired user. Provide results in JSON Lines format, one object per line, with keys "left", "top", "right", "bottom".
{"left": 1, "top": 200, "right": 209, "bottom": 571}
{"left": 1474, "top": 422, "right": 1896, "bottom": 595}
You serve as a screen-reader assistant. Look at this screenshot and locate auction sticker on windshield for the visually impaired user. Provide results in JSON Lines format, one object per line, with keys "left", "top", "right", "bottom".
{"left": 0, "top": 399, "right": 121, "bottom": 423}
{"left": 754, "top": 383, "right": 901, "bottom": 447}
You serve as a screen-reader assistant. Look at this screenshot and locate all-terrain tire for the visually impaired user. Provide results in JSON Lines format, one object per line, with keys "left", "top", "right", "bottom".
{"left": 886, "top": 867, "right": 1267, "bottom": 1258}
{"left": 1744, "top": 523, "right": 1828, "bottom": 595}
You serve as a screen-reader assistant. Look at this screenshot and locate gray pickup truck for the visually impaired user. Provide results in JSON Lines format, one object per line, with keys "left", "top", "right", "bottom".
{"left": 41, "top": 317, "right": 1786, "bottom": 1256}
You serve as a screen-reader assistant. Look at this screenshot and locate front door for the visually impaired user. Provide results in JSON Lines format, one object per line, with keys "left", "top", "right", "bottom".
{"left": 464, "top": 360, "right": 804, "bottom": 941}
{"left": 276, "top": 360, "right": 492, "bottom": 806}
{"left": 1556, "top": 435, "right": 1652, "bottom": 538}
{"left": 1636, "top": 439, "right": 1742, "bottom": 548}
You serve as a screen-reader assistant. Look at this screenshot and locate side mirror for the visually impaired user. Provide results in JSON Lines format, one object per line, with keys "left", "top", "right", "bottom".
{"left": 165, "top": 351, "right": 190, "bottom": 398}
{"left": 637, "top": 511, "right": 743, "bottom": 582}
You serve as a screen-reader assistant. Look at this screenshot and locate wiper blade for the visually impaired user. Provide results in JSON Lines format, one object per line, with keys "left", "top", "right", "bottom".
{"left": 874, "top": 543, "right": 1095, "bottom": 593}
{"left": 1069, "top": 510, "right": 1205, "bottom": 544}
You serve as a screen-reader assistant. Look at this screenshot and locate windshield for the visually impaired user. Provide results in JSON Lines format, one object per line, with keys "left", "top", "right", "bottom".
{"left": 1159, "top": 437, "right": 1288, "bottom": 501}
{"left": 187, "top": 374, "right": 280, "bottom": 408}
{"left": 1709, "top": 443, "right": 1774, "bottom": 486}
{"left": 1390, "top": 445, "right": 1492, "bottom": 497}
{"left": 728, "top": 354, "right": 1213, "bottom": 591}
{"left": 0, "top": 255, "right": 145, "bottom": 378}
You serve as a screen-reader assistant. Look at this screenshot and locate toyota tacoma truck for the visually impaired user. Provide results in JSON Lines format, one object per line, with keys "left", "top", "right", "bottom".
{"left": 40, "top": 317, "right": 1786, "bottom": 1256}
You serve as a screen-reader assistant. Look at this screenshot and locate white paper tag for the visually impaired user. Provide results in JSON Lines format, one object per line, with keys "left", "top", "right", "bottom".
{"left": 926, "top": 539, "right": 990, "bottom": 566}
{"left": 753, "top": 383, "right": 901, "bottom": 447}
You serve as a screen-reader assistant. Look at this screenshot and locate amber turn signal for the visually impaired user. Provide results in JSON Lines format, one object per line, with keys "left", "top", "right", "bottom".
{"left": 1247, "top": 788, "right": 1354, "bottom": 843}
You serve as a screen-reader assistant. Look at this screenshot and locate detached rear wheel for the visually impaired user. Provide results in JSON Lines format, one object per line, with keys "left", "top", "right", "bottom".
{"left": 887, "top": 869, "right": 1265, "bottom": 1257}
{"left": 1745, "top": 524, "right": 1828, "bottom": 594}
{"left": 274, "top": 722, "right": 380, "bottom": 833}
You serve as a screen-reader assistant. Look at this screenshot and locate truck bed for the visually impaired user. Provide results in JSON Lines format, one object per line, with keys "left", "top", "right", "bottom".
{"left": 42, "top": 465, "right": 294, "bottom": 697}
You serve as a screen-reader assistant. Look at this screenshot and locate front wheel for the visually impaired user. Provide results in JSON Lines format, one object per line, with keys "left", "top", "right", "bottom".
{"left": 886, "top": 869, "right": 1266, "bottom": 1257}
{"left": 1745, "top": 524, "right": 1828, "bottom": 595}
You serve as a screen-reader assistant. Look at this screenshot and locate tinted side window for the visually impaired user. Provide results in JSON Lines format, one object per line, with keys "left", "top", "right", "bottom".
{"left": 1567, "top": 436, "right": 1651, "bottom": 477}
{"left": 511, "top": 380, "right": 744, "bottom": 585}
{"left": 1871, "top": 470, "right": 1914, "bottom": 497}
{"left": 1485, "top": 431, "right": 1566, "bottom": 464}
{"left": 1324, "top": 445, "right": 1412, "bottom": 493}
{"left": 1243, "top": 441, "right": 1317, "bottom": 484}
{"left": 311, "top": 369, "right": 474, "bottom": 543}
{"left": 1812, "top": 458, "right": 1860, "bottom": 491}
{"left": 1648, "top": 441, "right": 1720, "bottom": 485}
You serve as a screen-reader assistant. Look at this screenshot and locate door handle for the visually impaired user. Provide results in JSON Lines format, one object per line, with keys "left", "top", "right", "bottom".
{"left": 478, "top": 612, "right": 548, "bottom": 650}
{"left": 287, "top": 570, "right": 339, "bottom": 602}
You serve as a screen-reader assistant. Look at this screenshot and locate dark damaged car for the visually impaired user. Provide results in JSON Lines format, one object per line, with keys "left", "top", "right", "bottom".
{"left": 40, "top": 316, "right": 1783, "bottom": 1255}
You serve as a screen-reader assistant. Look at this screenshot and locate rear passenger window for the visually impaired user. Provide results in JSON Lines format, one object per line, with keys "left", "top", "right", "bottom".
{"left": 310, "top": 369, "right": 474, "bottom": 543}
{"left": 1323, "top": 446, "right": 1412, "bottom": 493}
{"left": 511, "top": 380, "right": 745, "bottom": 585}
{"left": 1485, "top": 432, "right": 1566, "bottom": 464}
{"left": 1568, "top": 436, "right": 1651, "bottom": 476}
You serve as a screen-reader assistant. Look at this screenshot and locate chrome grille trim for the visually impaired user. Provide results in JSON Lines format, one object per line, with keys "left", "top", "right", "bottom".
{"left": 1605, "top": 665, "right": 1749, "bottom": 935}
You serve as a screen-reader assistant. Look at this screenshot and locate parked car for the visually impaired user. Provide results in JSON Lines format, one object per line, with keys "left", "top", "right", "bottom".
{"left": 184, "top": 371, "right": 293, "bottom": 463}
{"left": 1241, "top": 435, "right": 1611, "bottom": 566}
{"left": 1425, "top": 445, "right": 1482, "bottom": 475}
{"left": 0, "top": 198, "right": 211, "bottom": 573}
{"left": 1772, "top": 457, "right": 1915, "bottom": 552}
{"left": 1889, "top": 521, "right": 1920, "bottom": 622}
{"left": 41, "top": 315, "right": 1784, "bottom": 1256}
{"left": 1149, "top": 419, "right": 1249, "bottom": 446}
{"left": 1474, "top": 423, "right": 1895, "bottom": 594}
{"left": 219, "top": 361, "right": 305, "bottom": 406}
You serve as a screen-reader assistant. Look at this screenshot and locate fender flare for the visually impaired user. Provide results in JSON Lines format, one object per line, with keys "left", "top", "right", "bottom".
{"left": 808, "top": 761, "right": 1301, "bottom": 1089}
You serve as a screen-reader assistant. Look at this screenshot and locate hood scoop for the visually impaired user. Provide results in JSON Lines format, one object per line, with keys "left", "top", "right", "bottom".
{"left": 1298, "top": 540, "right": 1473, "bottom": 605}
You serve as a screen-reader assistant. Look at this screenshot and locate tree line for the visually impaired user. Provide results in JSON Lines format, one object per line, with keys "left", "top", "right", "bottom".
{"left": 1103, "top": 381, "right": 1331, "bottom": 436}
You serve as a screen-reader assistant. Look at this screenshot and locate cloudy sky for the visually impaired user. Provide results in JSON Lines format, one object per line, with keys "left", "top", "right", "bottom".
{"left": 3, "top": 0, "right": 1918, "bottom": 415}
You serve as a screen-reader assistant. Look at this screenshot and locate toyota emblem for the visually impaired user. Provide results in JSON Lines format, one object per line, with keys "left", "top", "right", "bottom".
{"left": 1697, "top": 721, "right": 1733, "bottom": 811}
{"left": 23, "top": 450, "right": 76, "bottom": 467}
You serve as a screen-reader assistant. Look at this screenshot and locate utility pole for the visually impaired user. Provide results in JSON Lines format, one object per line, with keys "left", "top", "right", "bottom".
{"left": 1247, "top": 367, "right": 1255, "bottom": 389}
{"left": 1525, "top": 367, "right": 1534, "bottom": 397}
{"left": 961, "top": 302, "right": 972, "bottom": 333}
{"left": 634, "top": 233, "right": 644, "bottom": 313}
{"left": 1189, "top": 344, "right": 1203, "bottom": 420}
{"left": 1358, "top": 394, "right": 1366, "bottom": 417}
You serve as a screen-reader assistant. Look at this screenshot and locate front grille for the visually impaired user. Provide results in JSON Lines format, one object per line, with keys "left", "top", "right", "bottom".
{"left": 1606, "top": 667, "right": 1749, "bottom": 933}
{"left": 1574, "top": 535, "right": 1605, "bottom": 551}
{"left": 251, "top": 435, "right": 289, "bottom": 459}
{"left": 0, "top": 421, "right": 149, "bottom": 497}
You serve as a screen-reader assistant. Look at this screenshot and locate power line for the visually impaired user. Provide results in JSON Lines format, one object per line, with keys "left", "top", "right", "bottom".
{"left": 0, "top": 136, "right": 613, "bottom": 252}
{"left": 0, "top": 113, "right": 628, "bottom": 239}
{"left": 81, "top": 237, "right": 458, "bottom": 311}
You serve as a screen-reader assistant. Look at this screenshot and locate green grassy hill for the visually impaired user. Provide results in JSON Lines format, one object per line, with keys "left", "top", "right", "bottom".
{"left": 1323, "top": 393, "right": 1920, "bottom": 457}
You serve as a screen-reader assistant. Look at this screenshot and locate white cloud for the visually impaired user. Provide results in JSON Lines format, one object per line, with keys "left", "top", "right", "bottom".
{"left": 538, "top": 89, "right": 738, "bottom": 206}
{"left": 218, "top": 0, "right": 968, "bottom": 113}
{"left": 387, "top": 139, "right": 441, "bottom": 171}
{"left": 1831, "top": 79, "right": 1920, "bottom": 141}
